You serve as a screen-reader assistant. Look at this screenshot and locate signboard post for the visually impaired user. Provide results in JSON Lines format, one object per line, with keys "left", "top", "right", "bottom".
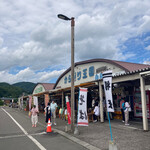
{"left": 103, "top": 70, "right": 117, "bottom": 150}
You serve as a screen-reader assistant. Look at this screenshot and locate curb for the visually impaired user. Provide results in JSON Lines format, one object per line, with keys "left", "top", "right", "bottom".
{"left": 53, "top": 128, "right": 102, "bottom": 150}
{"left": 38, "top": 121, "right": 101, "bottom": 150}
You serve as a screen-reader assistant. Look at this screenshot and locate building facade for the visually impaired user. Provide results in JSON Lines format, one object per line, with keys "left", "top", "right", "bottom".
{"left": 53, "top": 59, "right": 150, "bottom": 130}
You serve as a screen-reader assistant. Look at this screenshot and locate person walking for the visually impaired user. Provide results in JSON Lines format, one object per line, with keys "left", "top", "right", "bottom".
{"left": 124, "top": 100, "right": 131, "bottom": 126}
{"left": 93, "top": 102, "right": 100, "bottom": 122}
{"left": 120, "top": 98, "right": 125, "bottom": 122}
{"left": 45, "top": 102, "right": 51, "bottom": 124}
{"left": 31, "top": 105, "right": 39, "bottom": 127}
{"left": 50, "top": 100, "right": 58, "bottom": 125}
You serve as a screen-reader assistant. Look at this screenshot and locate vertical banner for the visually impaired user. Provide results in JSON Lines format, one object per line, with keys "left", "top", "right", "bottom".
{"left": 103, "top": 70, "right": 114, "bottom": 112}
{"left": 66, "top": 96, "right": 71, "bottom": 124}
{"left": 21, "top": 96, "right": 23, "bottom": 110}
{"left": 77, "top": 88, "right": 88, "bottom": 126}
{"left": 33, "top": 96, "right": 38, "bottom": 111}
{"left": 29, "top": 96, "right": 32, "bottom": 111}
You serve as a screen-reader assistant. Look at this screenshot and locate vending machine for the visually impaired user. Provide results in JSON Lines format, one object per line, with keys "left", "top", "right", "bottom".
{"left": 134, "top": 88, "right": 150, "bottom": 119}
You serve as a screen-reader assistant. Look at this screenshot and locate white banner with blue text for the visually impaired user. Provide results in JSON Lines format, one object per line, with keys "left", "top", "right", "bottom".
{"left": 103, "top": 70, "right": 114, "bottom": 112}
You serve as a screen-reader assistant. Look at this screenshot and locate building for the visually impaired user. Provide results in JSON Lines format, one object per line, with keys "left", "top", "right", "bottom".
{"left": 1, "top": 97, "right": 14, "bottom": 105}
{"left": 20, "top": 58, "right": 150, "bottom": 131}
{"left": 53, "top": 58, "right": 150, "bottom": 131}
{"left": 19, "top": 83, "right": 55, "bottom": 111}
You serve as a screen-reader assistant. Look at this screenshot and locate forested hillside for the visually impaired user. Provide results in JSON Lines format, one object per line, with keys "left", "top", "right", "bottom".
{"left": 13, "top": 82, "right": 36, "bottom": 94}
{"left": 0, "top": 82, "right": 36, "bottom": 98}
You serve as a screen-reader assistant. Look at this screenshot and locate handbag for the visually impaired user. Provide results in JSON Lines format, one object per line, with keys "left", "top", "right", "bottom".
{"left": 128, "top": 107, "right": 131, "bottom": 112}
{"left": 28, "top": 111, "right": 31, "bottom": 117}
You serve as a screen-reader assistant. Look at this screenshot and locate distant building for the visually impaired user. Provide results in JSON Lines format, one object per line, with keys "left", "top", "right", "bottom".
{"left": 1, "top": 97, "right": 14, "bottom": 105}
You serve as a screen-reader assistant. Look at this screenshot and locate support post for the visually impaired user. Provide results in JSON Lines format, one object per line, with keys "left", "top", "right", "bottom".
{"left": 62, "top": 91, "right": 64, "bottom": 108}
{"left": 99, "top": 81, "right": 104, "bottom": 122}
{"left": 140, "top": 75, "right": 148, "bottom": 131}
{"left": 71, "top": 17, "right": 75, "bottom": 131}
{"left": 44, "top": 94, "right": 49, "bottom": 107}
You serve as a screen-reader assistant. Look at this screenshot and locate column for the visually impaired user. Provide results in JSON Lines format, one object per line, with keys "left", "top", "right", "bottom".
{"left": 62, "top": 91, "right": 64, "bottom": 108}
{"left": 44, "top": 94, "right": 49, "bottom": 107}
{"left": 140, "top": 76, "right": 148, "bottom": 131}
{"left": 99, "top": 81, "right": 104, "bottom": 122}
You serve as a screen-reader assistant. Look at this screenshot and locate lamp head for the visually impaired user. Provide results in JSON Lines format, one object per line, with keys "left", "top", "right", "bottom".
{"left": 57, "top": 14, "right": 71, "bottom": 21}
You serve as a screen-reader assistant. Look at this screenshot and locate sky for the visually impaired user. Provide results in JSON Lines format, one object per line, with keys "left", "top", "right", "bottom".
{"left": 0, "top": 0, "right": 150, "bottom": 84}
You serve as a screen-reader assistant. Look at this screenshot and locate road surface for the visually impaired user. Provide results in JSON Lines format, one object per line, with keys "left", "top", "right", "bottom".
{"left": 0, "top": 106, "right": 87, "bottom": 150}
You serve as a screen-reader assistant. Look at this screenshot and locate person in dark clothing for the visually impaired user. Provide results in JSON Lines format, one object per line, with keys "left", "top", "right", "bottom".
{"left": 45, "top": 102, "right": 51, "bottom": 123}
{"left": 120, "top": 98, "right": 125, "bottom": 122}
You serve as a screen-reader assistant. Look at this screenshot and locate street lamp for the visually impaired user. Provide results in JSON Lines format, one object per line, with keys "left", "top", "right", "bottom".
{"left": 57, "top": 14, "right": 75, "bottom": 132}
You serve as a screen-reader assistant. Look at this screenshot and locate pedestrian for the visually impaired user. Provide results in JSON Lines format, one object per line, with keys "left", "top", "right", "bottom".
{"left": 45, "top": 102, "right": 51, "bottom": 124}
{"left": 120, "top": 98, "right": 125, "bottom": 122}
{"left": 31, "top": 105, "right": 39, "bottom": 127}
{"left": 50, "top": 100, "right": 58, "bottom": 125}
{"left": 93, "top": 102, "right": 100, "bottom": 122}
{"left": 124, "top": 99, "right": 131, "bottom": 126}
{"left": 64, "top": 106, "right": 68, "bottom": 121}
{"left": 92, "top": 97, "right": 96, "bottom": 108}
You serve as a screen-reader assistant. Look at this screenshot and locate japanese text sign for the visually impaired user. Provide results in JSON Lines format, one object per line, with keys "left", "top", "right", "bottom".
{"left": 77, "top": 88, "right": 88, "bottom": 126}
{"left": 103, "top": 70, "right": 114, "bottom": 112}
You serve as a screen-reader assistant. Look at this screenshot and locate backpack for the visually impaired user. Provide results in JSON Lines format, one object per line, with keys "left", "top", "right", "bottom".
{"left": 122, "top": 102, "right": 126, "bottom": 110}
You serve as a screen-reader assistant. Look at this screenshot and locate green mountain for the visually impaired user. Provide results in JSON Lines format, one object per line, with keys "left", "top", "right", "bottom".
{"left": 0, "top": 82, "right": 24, "bottom": 98}
{"left": 13, "top": 82, "right": 36, "bottom": 94}
{"left": 0, "top": 82, "right": 36, "bottom": 98}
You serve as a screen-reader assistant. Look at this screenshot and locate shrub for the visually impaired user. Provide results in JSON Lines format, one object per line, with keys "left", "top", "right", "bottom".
{"left": 0, "top": 100, "right": 4, "bottom": 106}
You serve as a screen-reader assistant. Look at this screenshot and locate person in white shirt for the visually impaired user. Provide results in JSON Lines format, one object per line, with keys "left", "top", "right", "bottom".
{"left": 50, "top": 100, "right": 58, "bottom": 125}
{"left": 93, "top": 102, "right": 100, "bottom": 122}
{"left": 124, "top": 100, "right": 131, "bottom": 125}
{"left": 64, "top": 107, "right": 67, "bottom": 121}
{"left": 92, "top": 98, "right": 95, "bottom": 108}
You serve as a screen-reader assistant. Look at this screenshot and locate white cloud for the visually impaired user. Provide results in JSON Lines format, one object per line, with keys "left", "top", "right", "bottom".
{"left": 0, "top": 67, "right": 65, "bottom": 84}
{"left": 143, "top": 60, "right": 150, "bottom": 65}
{"left": 0, "top": 37, "right": 3, "bottom": 47}
{"left": 145, "top": 45, "right": 150, "bottom": 50}
{"left": 144, "top": 36, "right": 150, "bottom": 41}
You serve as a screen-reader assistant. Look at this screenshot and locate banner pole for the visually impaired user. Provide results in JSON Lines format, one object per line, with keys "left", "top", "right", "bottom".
{"left": 108, "top": 112, "right": 113, "bottom": 142}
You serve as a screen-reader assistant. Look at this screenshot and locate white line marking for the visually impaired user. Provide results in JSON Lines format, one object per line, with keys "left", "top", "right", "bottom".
{"left": 0, "top": 134, "right": 26, "bottom": 139}
{"left": 0, "top": 132, "right": 47, "bottom": 139}
{"left": 2, "top": 108, "right": 46, "bottom": 150}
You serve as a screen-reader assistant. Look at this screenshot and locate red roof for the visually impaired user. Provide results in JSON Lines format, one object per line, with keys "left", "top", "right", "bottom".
{"left": 111, "top": 60, "right": 150, "bottom": 72}
{"left": 39, "top": 83, "right": 55, "bottom": 91}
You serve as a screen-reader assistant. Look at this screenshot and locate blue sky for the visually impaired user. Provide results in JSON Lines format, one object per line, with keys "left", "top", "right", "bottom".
{"left": 123, "top": 32, "right": 150, "bottom": 63}
{"left": 0, "top": 0, "right": 150, "bottom": 84}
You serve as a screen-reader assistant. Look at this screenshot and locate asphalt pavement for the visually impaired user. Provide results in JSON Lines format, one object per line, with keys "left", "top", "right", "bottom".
{"left": 1, "top": 106, "right": 150, "bottom": 150}
{"left": 0, "top": 106, "right": 87, "bottom": 150}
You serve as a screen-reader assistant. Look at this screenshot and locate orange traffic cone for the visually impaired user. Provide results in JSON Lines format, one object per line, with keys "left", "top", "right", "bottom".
{"left": 46, "top": 118, "right": 52, "bottom": 133}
